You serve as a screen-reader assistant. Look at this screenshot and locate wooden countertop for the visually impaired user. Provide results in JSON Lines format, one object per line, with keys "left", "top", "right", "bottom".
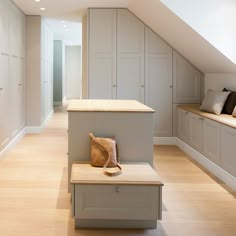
{"left": 71, "top": 163, "right": 163, "bottom": 186}
{"left": 67, "top": 99, "right": 155, "bottom": 113}
{"left": 177, "top": 104, "right": 236, "bottom": 129}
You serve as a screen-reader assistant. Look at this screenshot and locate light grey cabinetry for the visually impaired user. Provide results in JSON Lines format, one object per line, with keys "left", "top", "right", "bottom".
{"left": 0, "top": 0, "right": 25, "bottom": 153}
{"left": 0, "top": 0, "right": 9, "bottom": 54}
{"left": 145, "top": 28, "right": 172, "bottom": 137}
{"left": 189, "top": 113, "right": 203, "bottom": 153}
{"left": 88, "top": 9, "right": 116, "bottom": 99}
{"left": 117, "top": 9, "right": 145, "bottom": 102}
{"left": 221, "top": 125, "right": 236, "bottom": 176}
{"left": 173, "top": 51, "right": 201, "bottom": 104}
{"left": 203, "top": 119, "right": 221, "bottom": 165}
{"left": 177, "top": 107, "right": 236, "bottom": 178}
{"left": 177, "top": 109, "right": 190, "bottom": 144}
{"left": 0, "top": 54, "right": 10, "bottom": 150}
{"left": 88, "top": 9, "right": 145, "bottom": 102}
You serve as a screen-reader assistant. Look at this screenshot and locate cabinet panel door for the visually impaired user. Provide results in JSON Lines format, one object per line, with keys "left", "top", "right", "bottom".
{"left": 173, "top": 51, "right": 201, "bottom": 103}
{"left": 9, "top": 2, "right": 20, "bottom": 57}
{"left": 19, "top": 12, "right": 25, "bottom": 58}
{"left": 75, "top": 185, "right": 159, "bottom": 220}
{"left": 117, "top": 9, "right": 144, "bottom": 102}
{"left": 203, "top": 119, "right": 221, "bottom": 165}
{"left": 0, "top": 54, "right": 10, "bottom": 149}
{"left": 177, "top": 109, "right": 190, "bottom": 144}
{"left": 221, "top": 125, "right": 236, "bottom": 177}
{"left": 0, "top": 0, "right": 9, "bottom": 54}
{"left": 145, "top": 28, "right": 172, "bottom": 137}
{"left": 88, "top": 9, "right": 116, "bottom": 99}
{"left": 189, "top": 113, "right": 203, "bottom": 152}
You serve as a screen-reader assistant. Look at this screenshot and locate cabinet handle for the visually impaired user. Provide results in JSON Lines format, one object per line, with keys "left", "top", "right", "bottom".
{"left": 0, "top": 88, "right": 3, "bottom": 91}
{"left": 198, "top": 117, "right": 204, "bottom": 121}
{"left": 169, "top": 85, "right": 173, "bottom": 88}
{"left": 114, "top": 187, "right": 119, "bottom": 193}
{"left": 112, "top": 85, "right": 116, "bottom": 87}
{"left": 18, "top": 84, "right": 22, "bottom": 86}
{"left": 185, "top": 111, "right": 188, "bottom": 114}
{"left": 141, "top": 85, "right": 145, "bottom": 88}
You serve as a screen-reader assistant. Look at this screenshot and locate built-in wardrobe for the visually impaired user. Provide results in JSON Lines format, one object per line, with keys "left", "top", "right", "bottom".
{"left": 87, "top": 8, "right": 203, "bottom": 138}
{"left": 0, "top": 0, "right": 54, "bottom": 154}
{"left": 0, "top": 0, "right": 25, "bottom": 151}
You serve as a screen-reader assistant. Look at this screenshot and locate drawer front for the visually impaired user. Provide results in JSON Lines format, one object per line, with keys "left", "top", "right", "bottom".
{"left": 74, "top": 184, "right": 161, "bottom": 220}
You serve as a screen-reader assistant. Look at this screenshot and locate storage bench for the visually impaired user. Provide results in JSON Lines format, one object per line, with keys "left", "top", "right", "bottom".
{"left": 70, "top": 163, "right": 163, "bottom": 229}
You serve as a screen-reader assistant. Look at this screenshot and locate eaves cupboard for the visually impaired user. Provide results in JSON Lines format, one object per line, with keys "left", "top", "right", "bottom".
{"left": 178, "top": 106, "right": 236, "bottom": 177}
{"left": 88, "top": 8, "right": 202, "bottom": 137}
{"left": 0, "top": 0, "right": 25, "bottom": 151}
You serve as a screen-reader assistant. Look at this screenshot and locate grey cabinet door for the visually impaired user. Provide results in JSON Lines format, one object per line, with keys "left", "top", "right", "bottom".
{"left": 177, "top": 109, "right": 190, "bottom": 144}
{"left": 189, "top": 113, "right": 203, "bottom": 152}
{"left": 0, "top": 54, "right": 10, "bottom": 150}
{"left": 88, "top": 9, "right": 117, "bottom": 99}
{"left": 0, "top": 0, "right": 9, "bottom": 54}
{"left": 145, "top": 27, "right": 172, "bottom": 137}
{"left": 221, "top": 125, "right": 236, "bottom": 177}
{"left": 117, "top": 9, "right": 145, "bottom": 102}
{"left": 203, "top": 119, "right": 221, "bottom": 165}
{"left": 173, "top": 51, "right": 201, "bottom": 104}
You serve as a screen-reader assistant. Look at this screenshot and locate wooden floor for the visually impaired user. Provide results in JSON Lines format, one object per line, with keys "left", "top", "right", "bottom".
{"left": 0, "top": 105, "right": 235, "bottom": 236}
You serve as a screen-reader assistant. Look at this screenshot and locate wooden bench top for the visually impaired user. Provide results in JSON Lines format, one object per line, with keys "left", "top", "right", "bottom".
{"left": 177, "top": 104, "right": 236, "bottom": 129}
{"left": 71, "top": 163, "right": 163, "bottom": 186}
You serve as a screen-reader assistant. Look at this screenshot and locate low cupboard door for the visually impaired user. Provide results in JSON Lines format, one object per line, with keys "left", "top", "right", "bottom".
{"left": 203, "top": 119, "right": 221, "bottom": 165}
{"left": 177, "top": 109, "right": 190, "bottom": 144}
{"left": 88, "top": 9, "right": 117, "bottom": 99}
{"left": 145, "top": 27, "right": 172, "bottom": 137}
{"left": 0, "top": 54, "right": 10, "bottom": 150}
{"left": 221, "top": 125, "right": 236, "bottom": 177}
{"left": 173, "top": 51, "right": 201, "bottom": 104}
{"left": 117, "top": 9, "right": 145, "bottom": 103}
{"left": 189, "top": 113, "right": 203, "bottom": 153}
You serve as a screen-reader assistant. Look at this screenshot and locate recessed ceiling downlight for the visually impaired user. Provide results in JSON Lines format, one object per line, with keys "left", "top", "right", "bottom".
{"left": 40, "top": 7, "right": 45, "bottom": 11}
{"left": 35, "top": 0, "right": 40, "bottom": 2}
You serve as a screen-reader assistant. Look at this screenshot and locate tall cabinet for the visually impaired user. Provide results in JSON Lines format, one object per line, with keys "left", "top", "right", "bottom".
{"left": 87, "top": 8, "right": 202, "bottom": 138}
{"left": 145, "top": 28, "right": 172, "bottom": 137}
{"left": 117, "top": 9, "right": 145, "bottom": 102}
{"left": 0, "top": 0, "right": 25, "bottom": 151}
{"left": 88, "top": 9, "right": 116, "bottom": 99}
{"left": 26, "top": 16, "right": 54, "bottom": 127}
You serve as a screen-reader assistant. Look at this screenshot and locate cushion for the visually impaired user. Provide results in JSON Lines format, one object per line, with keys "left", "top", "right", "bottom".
{"left": 232, "top": 106, "right": 236, "bottom": 118}
{"left": 200, "top": 90, "right": 230, "bottom": 115}
{"left": 222, "top": 88, "right": 236, "bottom": 114}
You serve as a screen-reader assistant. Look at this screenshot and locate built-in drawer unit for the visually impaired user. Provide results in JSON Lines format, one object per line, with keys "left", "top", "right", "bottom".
{"left": 74, "top": 184, "right": 160, "bottom": 220}
{"left": 71, "top": 163, "right": 163, "bottom": 229}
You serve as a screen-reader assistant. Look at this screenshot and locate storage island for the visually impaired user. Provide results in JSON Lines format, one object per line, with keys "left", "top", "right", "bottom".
{"left": 67, "top": 99, "right": 163, "bottom": 229}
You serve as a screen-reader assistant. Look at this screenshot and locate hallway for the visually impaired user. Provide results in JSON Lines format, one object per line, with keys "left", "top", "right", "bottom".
{"left": 0, "top": 105, "right": 235, "bottom": 236}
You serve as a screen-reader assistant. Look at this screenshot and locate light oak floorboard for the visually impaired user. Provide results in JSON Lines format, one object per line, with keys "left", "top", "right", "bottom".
{"left": 0, "top": 105, "right": 235, "bottom": 236}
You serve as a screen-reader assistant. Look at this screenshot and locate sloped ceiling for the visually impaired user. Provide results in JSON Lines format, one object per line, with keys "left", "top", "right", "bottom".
{"left": 128, "top": 0, "right": 236, "bottom": 73}
{"left": 13, "top": 0, "right": 236, "bottom": 73}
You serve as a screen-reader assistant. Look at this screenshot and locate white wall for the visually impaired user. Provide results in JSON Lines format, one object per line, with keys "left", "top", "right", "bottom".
{"left": 128, "top": 0, "right": 236, "bottom": 73}
{"left": 161, "top": 0, "right": 236, "bottom": 64}
{"left": 65, "top": 46, "right": 81, "bottom": 99}
{"left": 205, "top": 73, "right": 236, "bottom": 93}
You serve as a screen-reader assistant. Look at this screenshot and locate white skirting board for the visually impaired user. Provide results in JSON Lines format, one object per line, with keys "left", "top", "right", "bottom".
{"left": 153, "top": 137, "right": 236, "bottom": 191}
{"left": 25, "top": 109, "right": 54, "bottom": 133}
{"left": 0, "top": 110, "right": 54, "bottom": 160}
{"left": 0, "top": 128, "right": 26, "bottom": 160}
{"left": 176, "top": 138, "right": 236, "bottom": 191}
{"left": 153, "top": 137, "right": 177, "bottom": 145}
